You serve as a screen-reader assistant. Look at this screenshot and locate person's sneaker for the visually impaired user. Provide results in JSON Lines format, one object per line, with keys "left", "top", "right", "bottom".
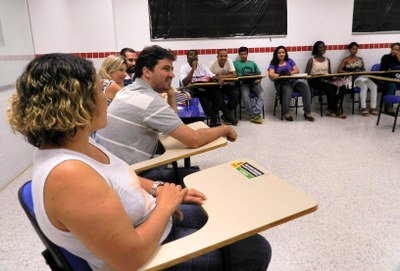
{"left": 209, "top": 120, "right": 221, "bottom": 127}
{"left": 250, "top": 115, "right": 263, "bottom": 124}
{"left": 220, "top": 114, "right": 232, "bottom": 125}
{"left": 369, "top": 108, "right": 379, "bottom": 116}
{"left": 361, "top": 108, "right": 369, "bottom": 116}
{"left": 221, "top": 112, "right": 238, "bottom": 125}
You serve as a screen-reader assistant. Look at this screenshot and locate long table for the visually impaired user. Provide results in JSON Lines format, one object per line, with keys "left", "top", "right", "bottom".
{"left": 129, "top": 121, "right": 228, "bottom": 173}
{"left": 137, "top": 158, "right": 318, "bottom": 270}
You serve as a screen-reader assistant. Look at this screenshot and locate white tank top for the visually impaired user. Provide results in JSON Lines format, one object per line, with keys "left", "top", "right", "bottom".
{"left": 310, "top": 57, "right": 329, "bottom": 75}
{"left": 31, "top": 138, "right": 172, "bottom": 270}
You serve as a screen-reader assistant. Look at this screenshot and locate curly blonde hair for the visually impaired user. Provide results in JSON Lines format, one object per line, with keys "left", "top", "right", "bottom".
{"left": 98, "top": 55, "right": 127, "bottom": 81}
{"left": 7, "top": 53, "right": 98, "bottom": 147}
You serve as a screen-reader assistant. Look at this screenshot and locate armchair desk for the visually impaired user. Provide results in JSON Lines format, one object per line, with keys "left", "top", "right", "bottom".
{"left": 129, "top": 121, "right": 228, "bottom": 173}
{"left": 138, "top": 158, "right": 318, "bottom": 270}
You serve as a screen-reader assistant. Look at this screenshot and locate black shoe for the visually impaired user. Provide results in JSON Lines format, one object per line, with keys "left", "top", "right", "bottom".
{"left": 304, "top": 114, "right": 315, "bottom": 122}
{"left": 210, "top": 120, "right": 221, "bottom": 127}
{"left": 223, "top": 112, "right": 238, "bottom": 125}
{"left": 284, "top": 114, "right": 293, "bottom": 121}
{"left": 220, "top": 114, "right": 232, "bottom": 125}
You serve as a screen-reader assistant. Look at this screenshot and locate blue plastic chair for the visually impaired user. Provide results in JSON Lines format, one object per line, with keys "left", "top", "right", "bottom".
{"left": 18, "top": 181, "right": 92, "bottom": 271}
{"left": 273, "top": 91, "right": 302, "bottom": 120}
{"left": 376, "top": 95, "right": 400, "bottom": 132}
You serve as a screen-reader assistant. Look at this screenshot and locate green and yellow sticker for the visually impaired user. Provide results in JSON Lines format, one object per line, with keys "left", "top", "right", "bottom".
{"left": 231, "top": 161, "right": 265, "bottom": 179}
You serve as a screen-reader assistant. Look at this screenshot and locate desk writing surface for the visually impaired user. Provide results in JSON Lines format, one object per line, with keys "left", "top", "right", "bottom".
{"left": 274, "top": 73, "right": 310, "bottom": 80}
{"left": 237, "top": 74, "right": 267, "bottom": 80}
{"left": 139, "top": 158, "right": 318, "bottom": 270}
{"left": 368, "top": 75, "right": 400, "bottom": 83}
{"left": 130, "top": 121, "right": 228, "bottom": 173}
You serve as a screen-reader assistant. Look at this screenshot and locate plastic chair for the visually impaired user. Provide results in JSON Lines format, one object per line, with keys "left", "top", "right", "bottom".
{"left": 376, "top": 95, "right": 400, "bottom": 132}
{"left": 18, "top": 181, "right": 92, "bottom": 271}
{"left": 346, "top": 63, "right": 382, "bottom": 114}
{"left": 273, "top": 91, "right": 302, "bottom": 120}
{"left": 310, "top": 87, "right": 327, "bottom": 117}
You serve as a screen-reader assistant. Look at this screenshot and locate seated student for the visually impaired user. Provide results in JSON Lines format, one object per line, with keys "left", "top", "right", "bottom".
{"left": 268, "top": 45, "right": 314, "bottom": 122}
{"left": 209, "top": 49, "right": 239, "bottom": 125}
{"left": 98, "top": 55, "right": 127, "bottom": 104}
{"left": 337, "top": 42, "right": 378, "bottom": 116}
{"left": 305, "top": 41, "right": 347, "bottom": 119}
{"left": 96, "top": 45, "right": 237, "bottom": 181}
{"left": 233, "top": 46, "right": 265, "bottom": 124}
{"left": 8, "top": 53, "right": 271, "bottom": 271}
{"left": 379, "top": 42, "right": 400, "bottom": 113}
{"left": 180, "top": 50, "right": 235, "bottom": 127}
{"left": 120, "top": 47, "right": 138, "bottom": 86}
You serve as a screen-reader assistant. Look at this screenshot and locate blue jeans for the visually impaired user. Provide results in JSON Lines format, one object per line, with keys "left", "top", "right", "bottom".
{"left": 163, "top": 204, "right": 272, "bottom": 270}
{"left": 277, "top": 79, "right": 311, "bottom": 114}
{"left": 240, "top": 82, "right": 265, "bottom": 117}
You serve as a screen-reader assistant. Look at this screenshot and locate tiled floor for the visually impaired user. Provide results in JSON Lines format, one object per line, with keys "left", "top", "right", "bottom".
{"left": 1, "top": 104, "right": 399, "bottom": 271}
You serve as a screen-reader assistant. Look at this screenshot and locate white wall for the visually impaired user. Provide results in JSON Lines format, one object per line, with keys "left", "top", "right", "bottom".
{"left": 1, "top": 0, "right": 399, "bottom": 189}
{"left": 0, "top": 87, "right": 34, "bottom": 189}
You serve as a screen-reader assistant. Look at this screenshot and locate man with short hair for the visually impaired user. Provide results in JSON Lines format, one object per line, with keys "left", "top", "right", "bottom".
{"left": 120, "top": 47, "right": 138, "bottom": 85}
{"left": 96, "top": 45, "right": 237, "bottom": 180}
{"left": 209, "top": 49, "right": 239, "bottom": 125}
{"left": 181, "top": 50, "right": 237, "bottom": 126}
{"left": 233, "top": 46, "right": 265, "bottom": 124}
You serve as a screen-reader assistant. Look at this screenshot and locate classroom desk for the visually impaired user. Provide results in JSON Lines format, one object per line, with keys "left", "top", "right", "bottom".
{"left": 129, "top": 121, "right": 228, "bottom": 173}
{"left": 368, "top": 75, "right": 400, "bottom": 83}
{"left": 237, "top": 74, "right": 267, "bottom": 80}
{"left": 137, "top": 158, "right": 318, "bottom": 270}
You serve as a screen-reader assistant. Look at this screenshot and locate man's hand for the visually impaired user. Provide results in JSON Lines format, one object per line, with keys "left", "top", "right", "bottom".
{"left": 225, "top": 127, "right": 237, "bottom": 142}
{"left": 191, "top": 60, "right": 198, "bottom": 70}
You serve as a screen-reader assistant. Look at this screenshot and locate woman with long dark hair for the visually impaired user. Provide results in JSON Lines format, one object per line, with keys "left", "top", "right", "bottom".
{"left": 268, "top": 45, "right": 314, "bottom": 121}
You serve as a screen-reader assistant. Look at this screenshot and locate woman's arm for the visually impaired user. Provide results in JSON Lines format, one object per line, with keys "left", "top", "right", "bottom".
{"left": 268, "top": 67, "right": 279, "bottom": 80}
{"left": 45, "top": 160, "right": 186, "bottom": 271}
{"left": 291, "top": 64, "right": 299, "bottom": 74}
{"left": 327, "top": 58, "right": 332, "bottom": 74}
{"left": 337, "top": 58, "right": 348, "bottom": 73}
{"left": 104, "top": 82, "right": 122, "bottom": 101}
{"left": 305, "top": 58, "right": 313, "bottom": 74}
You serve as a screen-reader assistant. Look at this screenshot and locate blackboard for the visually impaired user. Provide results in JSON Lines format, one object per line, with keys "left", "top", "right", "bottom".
{"left": 353, "top": 0, "right": 400, "bottom": 33}
{"left": 149, "top": 0, "right": 287, "bottom": 40}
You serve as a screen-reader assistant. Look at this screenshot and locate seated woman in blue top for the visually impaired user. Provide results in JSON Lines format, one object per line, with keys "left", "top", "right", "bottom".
{"left": 268, "top": 46, "right": 314, "bottom": 121}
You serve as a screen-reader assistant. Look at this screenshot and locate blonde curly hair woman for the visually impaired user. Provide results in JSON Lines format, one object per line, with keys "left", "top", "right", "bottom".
{"left": 98, "top": 55, "right": 127, "bottom": 104}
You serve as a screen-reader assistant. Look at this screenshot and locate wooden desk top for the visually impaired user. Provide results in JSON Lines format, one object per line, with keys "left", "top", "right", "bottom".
{"left": 273, "top": 73, "right": 310, "bottom": 80}
{"left": 129, "top": 121, "right": 228, "bottom": 173}
{"left": 308, "top": 70, "right": 400, "bottom": 79}
{"left": 368, "top": 75, "right": 400, "bottom": 83}
{"left": 237, "top": 74, "right": 267, "bottom": 80}
{"left": 138, "top": 158, "right": 318, "bottom": 270}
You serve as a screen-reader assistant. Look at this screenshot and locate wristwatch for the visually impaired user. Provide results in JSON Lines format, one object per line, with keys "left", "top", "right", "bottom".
{"left": 150, "top": 181, "right": 164, "bottom": 197}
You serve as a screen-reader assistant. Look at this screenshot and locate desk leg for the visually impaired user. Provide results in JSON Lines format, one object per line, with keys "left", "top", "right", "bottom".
{"left": 184, "top": 157, "right": 191, "bottom": 168}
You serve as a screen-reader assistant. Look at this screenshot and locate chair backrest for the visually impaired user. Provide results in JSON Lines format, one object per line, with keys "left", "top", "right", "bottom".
{"left": 18, "top": 181, "right": 92, "bottom": 271}
{"left": 371, "top": 63, "right": 380, "bottom": 71}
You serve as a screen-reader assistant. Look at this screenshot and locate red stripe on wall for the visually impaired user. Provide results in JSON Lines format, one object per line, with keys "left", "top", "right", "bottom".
{"left": 0, "top": 43, "right": 393, "bottom": 60}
